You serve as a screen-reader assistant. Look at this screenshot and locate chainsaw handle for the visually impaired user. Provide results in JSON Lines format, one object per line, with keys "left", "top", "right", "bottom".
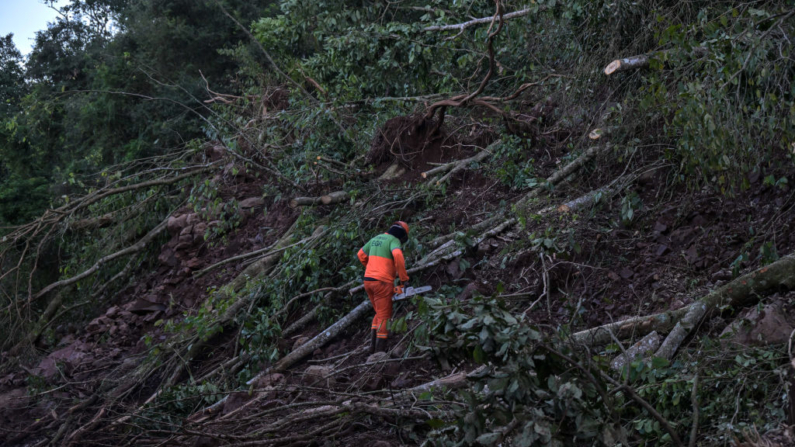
{"left": 393, "top": 284, "right": 404, "bottom": 295}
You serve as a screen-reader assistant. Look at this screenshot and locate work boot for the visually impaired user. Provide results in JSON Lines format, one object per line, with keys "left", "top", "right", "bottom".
{"left": 369, "top": 330, "right": 377, "bottom": 355}
{"left": 375, "top": 337, "right": 388, "bottom": 353}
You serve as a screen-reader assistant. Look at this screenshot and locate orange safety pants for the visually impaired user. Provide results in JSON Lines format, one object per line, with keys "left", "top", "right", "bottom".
{"left": 364, "top": 280, "right": 393, "bottom": 339}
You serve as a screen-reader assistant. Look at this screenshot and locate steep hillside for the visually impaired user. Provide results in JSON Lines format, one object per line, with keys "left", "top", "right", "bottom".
{"left": 2, "top": 1, "right": 795, "bottom": 446}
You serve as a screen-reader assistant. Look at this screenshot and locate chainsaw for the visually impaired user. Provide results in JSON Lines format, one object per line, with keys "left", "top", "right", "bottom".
{"left": 393, "top": 285, "right": 432, "bottom": 301}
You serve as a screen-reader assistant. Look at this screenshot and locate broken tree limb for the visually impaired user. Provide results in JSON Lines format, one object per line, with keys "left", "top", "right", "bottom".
{"left": 321, "top": 191, "right": 349, "bottom": 205}
{"left": 610, "top": 331, "right": 662, "bottom": 372}
{"left": 317, "top": 156, "right": 347, "bottom": 168}
{"left": 604, "top": 47, "right": 707, "bottom": 75}
{"left": 194, "top": 240, "right": 280, "bottom": 277}
{"left": 225, "top": 220, "right": 306, "bottom": 294}
{"left": 399, "top": 366, "right": 487, "bottom": 397}
{"left": 290, "top": 191, "right": 349, "bottom": 208}
{"left": 589, "top": 127, "right": 615, "bottom": 140}
{"left": 31, "top": 219, "right": 169, "bottom": 302}
{"left": 69, "top": 167, "right": 214, "bottom": 216}
{"left": 289, "top": 196, "right": 324, "bottom": 208}
{"left": 423, "top": 8, "right": 536, "bottom": 33}
{"left": 67, "top": 212, "right": 117, "bottom": 231}
{"left": 542, "top": 174, "right": 632, "bottom": 215}
{"left": 572, "top": 309, "right": 687, "bottom": 347}
{"left": 549, "top": 186, "right": 611, "bottom": 214}
{"left": 420, "top": 218, "right": 516, "bottom": 266}
{"left": 654, "top": 302, "right": 708, "bottom": 361}
{"left": 429, "top": 144, "right": 612, "bottom": 250}
{"left": 378, "top": 163, "right": 406, "bottom": 181}
{"left": 426, "top": 144, "right": 612, "bottom": 259}
{"left": 196, "top": 227, "right": 324, "bottom": 278}
{"left": 516, "top": 145, "right": 611, "bottom": 211}
{"left": 423, "top": 142, "right": 497, "bottom": 185}
{"left": 574, "top": 254, "right": 795, "bottom": 348}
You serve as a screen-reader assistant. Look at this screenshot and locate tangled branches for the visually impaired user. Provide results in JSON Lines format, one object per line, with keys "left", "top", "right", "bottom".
{"left": 0, "top": 161, "right": 216, "bottom": 351}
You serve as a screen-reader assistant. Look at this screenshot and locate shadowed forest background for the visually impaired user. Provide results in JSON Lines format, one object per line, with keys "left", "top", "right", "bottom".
{"left": 1, "top": 0, "right": 795, "bottom": 445}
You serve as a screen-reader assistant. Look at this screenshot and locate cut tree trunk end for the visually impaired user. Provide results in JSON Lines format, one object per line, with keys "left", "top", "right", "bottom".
{"left": 604, "top": 47, "right": 707, "bottom": 76}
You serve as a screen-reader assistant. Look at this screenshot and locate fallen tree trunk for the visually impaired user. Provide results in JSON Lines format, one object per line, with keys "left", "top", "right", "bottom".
{"left": 573, "top": 254, "right": 795, "bottom": 348}
{"left": 67, "top": 212, "right": 117, "bottom": 231}
{"left": 655, "top": 253, "right": 795, "bottom": 359}
{"left": 654, "top": 303, "right": 708, "bottom": 361}
{"left": 400, "top": 365, "right": 487, "bottom": 396}
{"left": 571, "top": 308, "right": 686, "bottom": 347}
{"left": 604, "top": 47, "right": 707, "bottom": 75}
{"left": 8, "top": 290, "right": 68, "bottom": 354}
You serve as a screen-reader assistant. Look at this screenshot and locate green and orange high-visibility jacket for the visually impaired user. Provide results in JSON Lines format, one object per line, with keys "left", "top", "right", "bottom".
{"left": 357, "top": 233, "right": 409, "bottom": 284}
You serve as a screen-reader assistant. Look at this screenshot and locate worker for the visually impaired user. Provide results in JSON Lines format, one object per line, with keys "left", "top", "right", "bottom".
{"left": 357, "top": 221, "right": 410, "bottom": 354}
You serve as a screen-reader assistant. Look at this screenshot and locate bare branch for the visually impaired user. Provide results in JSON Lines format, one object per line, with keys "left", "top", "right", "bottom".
{"left": 423, "top": 8, "right": 535, "bottom": 33}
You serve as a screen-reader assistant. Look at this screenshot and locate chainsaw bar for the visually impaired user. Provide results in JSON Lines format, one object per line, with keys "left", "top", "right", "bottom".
{"left": 393, "top": 285, "right": 432, "bottom": 301}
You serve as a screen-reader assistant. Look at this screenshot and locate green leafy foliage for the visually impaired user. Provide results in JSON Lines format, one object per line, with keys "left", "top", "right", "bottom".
{"left": 417, "top": 295, "right": 616, "bottom": 446}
